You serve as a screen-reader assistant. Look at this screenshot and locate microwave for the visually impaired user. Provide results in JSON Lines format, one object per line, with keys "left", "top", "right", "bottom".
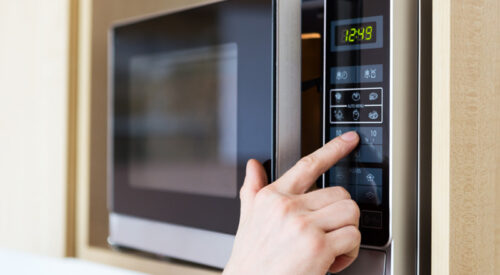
{"left": 108, "top": 0, "right": 302, "bottom": 269}
{"left": 108, "top": 0, "right": 431, "bottom": 273}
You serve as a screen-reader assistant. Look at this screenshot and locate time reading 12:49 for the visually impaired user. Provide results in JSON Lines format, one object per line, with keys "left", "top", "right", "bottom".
{"left": 337, "top": 22, "right": 377, "bottom": 45}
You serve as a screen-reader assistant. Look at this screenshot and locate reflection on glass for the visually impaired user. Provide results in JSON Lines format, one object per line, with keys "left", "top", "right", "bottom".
{"left": 124, "top": 43, "right": 238, "bottom": 198}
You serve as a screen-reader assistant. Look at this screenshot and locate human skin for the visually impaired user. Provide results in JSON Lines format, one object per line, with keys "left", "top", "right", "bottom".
{"left": 223, "top": 131, "right": 361, "bottom": 275}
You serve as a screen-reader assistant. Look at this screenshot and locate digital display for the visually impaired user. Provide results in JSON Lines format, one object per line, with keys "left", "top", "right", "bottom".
{"left": 330, "top": 16, "right": 383, "bottom": 52}
{"left": 335, "top": 22, "right": 377, "bottom": 46}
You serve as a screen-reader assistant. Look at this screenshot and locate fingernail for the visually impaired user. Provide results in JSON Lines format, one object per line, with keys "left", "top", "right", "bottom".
{"left": 341, "top": 131, "right": 358, "bottom": 141}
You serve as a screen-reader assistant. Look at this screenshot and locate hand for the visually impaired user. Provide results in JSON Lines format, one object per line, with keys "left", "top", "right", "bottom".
{"left": 223, "top": 131, "right": 361, "bottom": 275}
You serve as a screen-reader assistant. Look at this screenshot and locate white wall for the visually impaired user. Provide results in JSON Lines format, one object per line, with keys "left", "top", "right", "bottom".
{"left": 0, "top": 0, "right": 70, "bottom": 257}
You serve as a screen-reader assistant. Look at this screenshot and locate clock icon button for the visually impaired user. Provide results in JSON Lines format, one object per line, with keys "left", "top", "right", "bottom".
{"left": 352, "top": 92, "right": 361, "bottom": 102}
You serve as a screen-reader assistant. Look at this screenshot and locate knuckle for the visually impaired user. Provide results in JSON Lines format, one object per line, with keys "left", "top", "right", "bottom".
{"left": 254, "top": 188, "right": 279, "bottom": 208}
{"left": 342, "top": 199, "right": 360, "bottom": 221}
{"left": 346, "top": 225, "right": 362, "bottom": 244}
{"left": 239, "top": 186, "right": 248, "bottom": 200}
{"left": 332, "top": 186, "right": 351, "bottom": 200}
{"left": 274, "top": 196, "right": 294, "bottom": 216}
{"left": 255, "top": 187, "right": 273, "bottom": 201}
{"left": 290, "top": 215, "right": 309, "bottom": 233}
{"left": 307, "top": 232, "right": 326, "bottom": 256}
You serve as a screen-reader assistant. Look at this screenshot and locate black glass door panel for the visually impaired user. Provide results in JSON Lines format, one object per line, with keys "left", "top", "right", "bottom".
{"left": 112, "top": 0, "right": 274, "bottom": 235}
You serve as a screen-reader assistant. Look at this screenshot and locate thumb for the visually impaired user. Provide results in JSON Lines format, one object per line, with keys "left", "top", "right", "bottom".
{"left": 240, "top": 159, "right": 268, "bottom": 213}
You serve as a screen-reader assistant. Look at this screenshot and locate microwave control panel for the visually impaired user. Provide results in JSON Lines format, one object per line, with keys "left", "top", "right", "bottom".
{"left": 324, "top": 0, "right": 390, "bottom": 247}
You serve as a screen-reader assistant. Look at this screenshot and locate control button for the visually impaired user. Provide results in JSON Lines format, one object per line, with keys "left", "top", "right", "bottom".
{"left": 360, "top": 106, "right": 383, "bottom": 123}
{"left": 352, "top": 92, "right": 361, "bottom": 102}
{"left": 352, "top": 109, "right": 360, "bottom": 121}
{"left": 330, "top": 65, "right": 383, "bottom": 85}
{"left": 357, "top": 185, "right": 382, "bottom": 205}
{"left": 358, "top": 168, "right": 383, "bottom": 186}
{"left": 333, "top": 92, "right": 343, "bottom": 104}
{"left": 331, "top": 67, "right": 356, "bottom": 84}
{"left": 362, "top": 89, "right": 382, "bottom": 105}
{"left": 368, "top": 110, "right": 379, "bottom": 120}
{"left": 329, "top": 167, "right": 356, "bottom": 197}
{"left": 331, "top": 88, "right": 382, "bottom": 106}
{"left": 330, "top": 166, "right": 349, "bottom": 188}
{"left": 330, "top": 89, "right": 383, "bottom": 124}
{"left": 343, "top": 145, "right": 383, "bottom": 164}
{"left": 331, "top": 167, "right": 351, "bottom": 187}
{"left": 369, "top": 91, "right": 379, "bottom": 101}
{"left": 332, "top": 108, "right": 345, "bottom": 121}
{"left": 331, "top": 127, "right": 383, "bottom": 145}
{"left": 361, "top": 211, "right": 383, "bottom": 229}
{"left": 358, "top": 127, "right": 383, "bottom": 145}
{"left": 359, "top": 64, "right": 383, "bottom": 83}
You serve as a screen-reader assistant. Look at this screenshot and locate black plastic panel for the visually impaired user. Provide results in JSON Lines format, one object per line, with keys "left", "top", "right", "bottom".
{"left": 324, "top": 0, "right": 390, "bottom": 247}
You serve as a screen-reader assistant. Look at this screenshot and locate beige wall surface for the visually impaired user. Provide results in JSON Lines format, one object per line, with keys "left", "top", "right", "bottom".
{"left": 0, "top": 0, "right": 71, "bottom": 257}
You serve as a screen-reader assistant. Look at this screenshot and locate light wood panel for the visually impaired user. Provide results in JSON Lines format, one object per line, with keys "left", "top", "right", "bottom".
{"left": 433, "top": 0, "right": 500, "bottom": 274}
{"left": 432, "top": 0, "right": 451, "bottom": 274}
{"left": 0, "top": 0, "right": 72, "bottom": 258}
{"left": 76, "top": 0, "right": 220, "bottom": 273}
{"left": 496, "top": 1, "right": 500, "bottom": 269}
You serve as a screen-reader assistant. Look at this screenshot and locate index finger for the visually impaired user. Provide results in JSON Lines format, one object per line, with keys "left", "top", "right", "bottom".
{"left": 273, "top": 131, "right": 359, "bottom": 194}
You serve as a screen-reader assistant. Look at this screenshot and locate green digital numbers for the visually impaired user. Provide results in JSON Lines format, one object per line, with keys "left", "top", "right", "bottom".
{"left": 358, "top": 27, "right": 365, "bottom": 40}
{"left": 349, "top": 28, "right": 357, "bottom": 42}
{"left": 342, "top": 24, "right": 375, "bottom": 44}
{"left": 366, "top": 26, "right": 373, "bottom": 40}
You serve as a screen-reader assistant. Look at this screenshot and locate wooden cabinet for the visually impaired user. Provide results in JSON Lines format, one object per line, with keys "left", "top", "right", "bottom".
{"left": 0, "top": 0, "right": 72, "bottom": 258}
{"left": 432, "top": 0, "right": 500, "bottom": 274}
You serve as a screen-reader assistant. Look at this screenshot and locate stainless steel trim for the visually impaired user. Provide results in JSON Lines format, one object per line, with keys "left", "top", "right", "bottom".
{"left": 388, "top": 0, "right": 395, "bottom": 259}
{"left": 109, "top": 213, "right": 234, "bottom": 269}
{"left": 417, "top": 1, "right": 422, "bottom": 273}
{"left": 107, "top": 25, "right": 115, "bottom": 211}
{"left": 385, "top": 243, "right": 392, "bottom": 275}
{"left": 275, "top": 0, "right": 302, "bottom": 177}
{"left": 321, "top": 0, "right": 327, "bottom": 189}
{"left": 110, "top": 0, "right": 223, "bottom": 29}
{"left": 336, "top": 248, "right": 387, "bottom": 275}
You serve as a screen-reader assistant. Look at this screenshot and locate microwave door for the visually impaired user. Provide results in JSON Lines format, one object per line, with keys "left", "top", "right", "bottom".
{"left": 108, "top": 0, "right": 301, "bottom": 269}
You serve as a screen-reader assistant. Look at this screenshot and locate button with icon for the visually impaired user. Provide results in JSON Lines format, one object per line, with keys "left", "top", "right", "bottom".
{"left": 358, "top": 64, "right": 383, "bottom": 83}
{"left": 360, "top": 106, "right": 383, "bottom": 122}
{"left": 352, "top": 109, "right": 360, "bottom": 121}
{"left": 330, "top": 88, "right": 383, "bottom": 123}
{"left": 356, "top": 168, "right": 383, "bottom": 186}
{"left": 357, "top": 186, "right": 382, "bottom": 205}
{"left": 331, "top": 91, "right": 347, "bottom": 105}
{"left": 352, "top": 92, "right": 361, "bottom": 102}
{"left": 361, "top": 89, "right": 382, "bottom": 104}
{"left": 331, "top": 108, "right": 345, "bottom": 122}
{"left": 361, "top": 211, "right": 383, "bottom": 228}
{"left": 368, "top": 110, "right": 379, "bottom": 120}
{"left": 345, "top": 145, "right": 383, "bottom": 163}
{"left": 331, "top": 127, "right": 383, "bottom": 145}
